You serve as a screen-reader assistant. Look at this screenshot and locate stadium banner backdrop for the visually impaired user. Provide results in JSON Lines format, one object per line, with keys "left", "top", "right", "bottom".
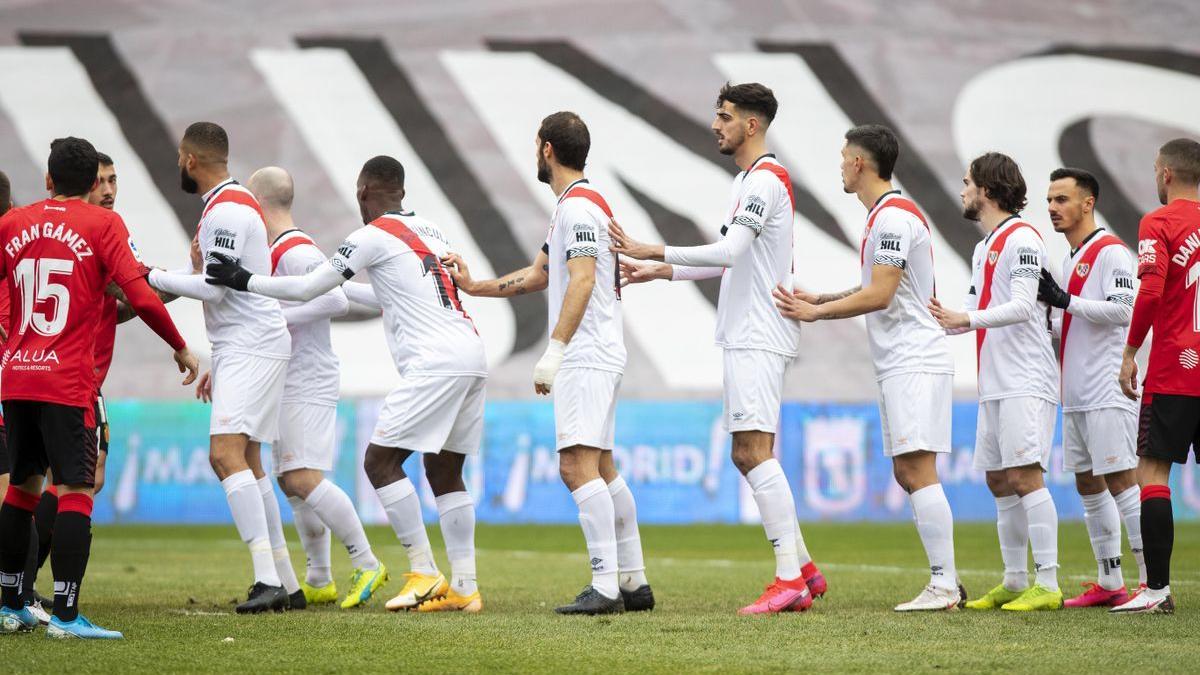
{"left": 97, "top": 399, "right": 1200, "bottom": 526}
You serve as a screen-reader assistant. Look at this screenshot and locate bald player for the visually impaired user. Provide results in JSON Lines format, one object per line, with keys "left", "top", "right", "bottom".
{"left": 146, "top": 123, "right": 297, "bottom": 613}
{"left": 235, "top": 167, "right": 387, "bottom": 609}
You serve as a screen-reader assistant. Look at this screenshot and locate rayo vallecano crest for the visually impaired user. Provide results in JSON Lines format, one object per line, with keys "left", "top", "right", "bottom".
{"left": 988, "top": 250, "right": 999, "bottom": 264}
{"left": 1076, "top": 262, "right": 1091, "bottom": 277}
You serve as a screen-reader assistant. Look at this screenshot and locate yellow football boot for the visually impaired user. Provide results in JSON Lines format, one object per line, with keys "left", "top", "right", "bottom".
{"left": 964, "top": 583, "right": 1024, "bottom": 610}
{"left": 385, "top": 571, "right": 448, "bottom": 611}
{"left": 1001, "top": 584, "right": 1064, "bottom": 611}
{"left": 340, "top": 563, "right": 389, "bottom": 609}
{"left": 417, "top": 588, "right": 483, "bottom": 613}
{"left": 301, "top": 580, "right": 339, "bottom": 606}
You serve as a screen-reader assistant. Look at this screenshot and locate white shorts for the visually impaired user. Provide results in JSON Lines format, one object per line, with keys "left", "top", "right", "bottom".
{"left": 973, "top": 396, "right": 1057, "bottom": 471}
{"left": 722, "top": 348, "right": 789, "bottom": 434}
{"left": 878, "top": 372, "right": 953, "bottom": 457}
{"left": 210, "top": 352, "right": 289, "bottom": 443}
{"left": 371, "top": 375, "right": 486, "bottom": 455}
{"left": 554, "top": 368, "right": 621, "bottom": 451}
{"left": 273, "top": 402, "right": 337, "bottom": 475}
{"left": 1063, "top": 408, "right": 1138, "bottom": 476}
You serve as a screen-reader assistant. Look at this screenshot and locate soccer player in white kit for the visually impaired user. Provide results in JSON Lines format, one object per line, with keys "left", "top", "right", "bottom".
{"left": 445, "top": 112, "right": 653, "bottom": 615}
{"left": 612, "top": 83, "right": 824, "bottom": 615}
{"left": 206, "top": 156, "right": 486, "bottom": 614}
{"left": 147, "top": 123, "right": 297, "bottom": 614}
{"left": 929, "top": 152, "right": 1063, "bottom": 611}
{"left": 773, "top": 125, "right": 962, "bottom": 611}
{"left": 1036, "top": 168, "right": 1145, "bottom": 606}
{"left": 241, "top": 167, "right": 387, "bottom": 609}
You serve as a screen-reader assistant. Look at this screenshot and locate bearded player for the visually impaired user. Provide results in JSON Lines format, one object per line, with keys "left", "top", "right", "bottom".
{"left": 929, "top": 153, "right": 1063, "bottom": 612}
{"left": 612, "top": 82, "right": 825, "bottom": 615}
{"left": 207, "top": 155, "right": 486, "bottom": 614}
{"left": 1112, "top": 138, "right": 1200, "bottom": 615}
{"left": 445, "top": 111, "right": 654, "bottom": 615}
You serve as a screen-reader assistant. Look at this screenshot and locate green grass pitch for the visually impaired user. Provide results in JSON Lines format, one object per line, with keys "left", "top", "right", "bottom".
{"left": 4, "top": 521, "right": 1198, "bottom": 672}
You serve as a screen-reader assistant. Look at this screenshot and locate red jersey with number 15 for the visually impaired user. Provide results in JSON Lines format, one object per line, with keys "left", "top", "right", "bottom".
{"left": 0, "top": 199, "right": 148, "bottom": 409}
{"left": 1133, "top": 199, "right": 1200, "bottom": 396}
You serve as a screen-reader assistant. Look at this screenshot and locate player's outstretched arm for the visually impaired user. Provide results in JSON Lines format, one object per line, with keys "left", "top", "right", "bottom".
{"left": 444, "top": 250, "right": 549, "bottom": 298}
{"left": 282, "top": 285, "right": 349, "bottom": 327}
{"left": 534, "top": 255, "right": 594, "bottom": 395}
{"left": 205, "top": 252, "right": 345, "bottom": 303}
{"left": 775, "top": 266, "right": 901, "bottom": 322}
{"left": 149, "top": 266, "right": 228, "bottom": 303}
{"left": 118, "top": 276, "right": 199, "bottom": 385}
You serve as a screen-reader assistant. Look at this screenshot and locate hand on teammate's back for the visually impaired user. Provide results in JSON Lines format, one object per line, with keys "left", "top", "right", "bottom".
{"left": 441, "top": 253, "right": 474, "bottom": 294}
{"left": 608, "top": 218, "right": 654, "bottom": 260}
{"left": 927, "top": 297, "right": 969, "bottom": 330}
{"left": 204, "top": 252, "right": 252, "bottom": 291}
{"left": 618, "top": 259, "right": 670, "bottom": 286}
{"left": 173, "top": 347, "right": 200, "bottom": 386}
{"left": 773, "top": 284, "right": 819, "bottom": 322}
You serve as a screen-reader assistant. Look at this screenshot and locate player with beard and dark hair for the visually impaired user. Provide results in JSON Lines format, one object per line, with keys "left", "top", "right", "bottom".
{"left": 0, "top": 137, "right": 197, "bottom": 638}
{"left": 444, "top": 111, "right": 653, "bottom": 615}
{"left": 145, "top": 122, "right": 299, "bottom": 613}
{"left": 1111, "top": 138, "right": 1200, "bottom": 615}
{"left": 774, "top": 124, "right": 963, "bottom": 611}
{"left": 929, "top": 152, "right": 1063, "bottom": 612}
{"left": 609, "top": 83, "right": 826, "bottom": 615}
{"left": 207, "top": 155, "right": 489, "bottom": 614}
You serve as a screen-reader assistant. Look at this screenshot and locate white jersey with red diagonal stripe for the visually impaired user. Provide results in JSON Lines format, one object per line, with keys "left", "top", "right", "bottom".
{"left": 715, "top": 153, "right": 801, "bottom": 357}
{"left": 270, "top": 229, "right": 340, "bottom": 405}
{"left": 330, "top": 210, "right": 486, "bottom": 377}
{"left": 544, "top": 179, "right": 625, "bottom": 373}
{"left": 860, "top": 191, "right": 954, "bottom": 381}
{"left": 199, "top": 179, "right": 291, "bottom": 358}
{"left": 968, "top": 217, "right": 1058, "bottom": 403}
{"left": 1058, "top": 232, "right": 1137, "bottom": 413}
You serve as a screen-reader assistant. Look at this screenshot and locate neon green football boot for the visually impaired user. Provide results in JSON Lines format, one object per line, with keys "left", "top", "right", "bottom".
{"left": 341, "top": 563, "right": 389, "bottom": 609}
{"left": 964, "top": 583, "right": 1024, "bottom": 610}
{"left": 1001, "top": 584, "right": 1064, "bottom": 611}
{"left": 301, "top": 580, "right": 339, "bottom": 606}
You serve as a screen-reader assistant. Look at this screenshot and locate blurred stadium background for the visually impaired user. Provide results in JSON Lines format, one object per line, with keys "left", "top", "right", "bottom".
{"left": 1, "top": 0, "right": 1198, "bottom": 528}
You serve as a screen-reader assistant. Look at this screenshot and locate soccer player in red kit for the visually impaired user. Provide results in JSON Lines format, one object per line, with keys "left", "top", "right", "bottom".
{"left": 0, "top": 137, "right": 198, "bottom": 639}
{"left": 0, "top": 169, "right": 11, "bottom": 499}
{"left": 1112, "top": 138, "right": 1200, "bottom": 615}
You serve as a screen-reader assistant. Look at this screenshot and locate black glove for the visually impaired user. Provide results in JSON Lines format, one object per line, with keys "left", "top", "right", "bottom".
{"left": 205, "top": 252, "right": 253, "bottom": 291}
{"left": 1037, "top": 268, "right": 1070, "bottom": 309}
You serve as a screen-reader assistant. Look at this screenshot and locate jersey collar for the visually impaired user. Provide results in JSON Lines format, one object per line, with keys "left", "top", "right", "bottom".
{"left": 984, "top": 214, "right": 1021, "bottom": 244}
{"left": 270, "top": 227, "right": 304, "bottom": 245}
{"left": 743, "top": 153, "right": 776, "bottom": 175}
{"left": 557, "top": 178, "right": 589, "bottom": 204}
{"left": 382, "top": 209, "right": 416, "bottom": 218}
{"left": 1070, "top": 227, "right": 1106, "bottom": 258}
{"left": 868, "top": 189, "right": 902, "bottom": 216}
{"left": 202, "top": 178, "right": 238, "bottom": 205}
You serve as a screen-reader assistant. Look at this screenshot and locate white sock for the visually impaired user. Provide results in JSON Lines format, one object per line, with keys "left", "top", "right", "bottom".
{"left": 307, "top": 480, "right": 379, "bottom": 571}
{"left": 1113, "top": 485, "right": 1146, "bottom": 586}
{"left": 1022, "top": 488, "right": 1059, "bottom": 592}
{"left": 435, "top": 491, "right": 477, "bottom": 596}
{"left": 608, "top": 477, "right": 648, "bottom": 592}
{"left": 375, "top": 478, "right": 437, "bottom": 575}
{"left": 794, "top": 522, "right": 813, "bottom": 567}
{"left": 221, "top": 470, "right": 280, "bottom": 587}
{"left": 287, "top": 496, "right": 332, "bottom": 587}
{"left": 1081, "top": 490, "right": 1123, "bottom": 590}
{"left": 995, "top": 495, "right": 1029, "bottom": 591}
{"left": 910, "top": 484, "right": 957, "bottom": 591}
{"left": 258, "top": 477, "right": 300, "bottom": 595}
{"left": 571, "top": 478, "right": 619, "bottom": 599}
{"left": 746, "top": 459, "right": 801, "bottom": 581}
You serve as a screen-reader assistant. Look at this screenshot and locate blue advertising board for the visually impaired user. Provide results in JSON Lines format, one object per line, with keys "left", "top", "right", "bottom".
{"left": 93, "top": 399, "right": 1200, "bottom": 525}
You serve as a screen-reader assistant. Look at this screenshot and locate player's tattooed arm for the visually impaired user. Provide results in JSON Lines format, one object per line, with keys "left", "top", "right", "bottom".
{"left": 444, "top": 249, "right": 549, "bottom": 298}
{"left": 815, "top": 286, "right": 860, "bottom": 305}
